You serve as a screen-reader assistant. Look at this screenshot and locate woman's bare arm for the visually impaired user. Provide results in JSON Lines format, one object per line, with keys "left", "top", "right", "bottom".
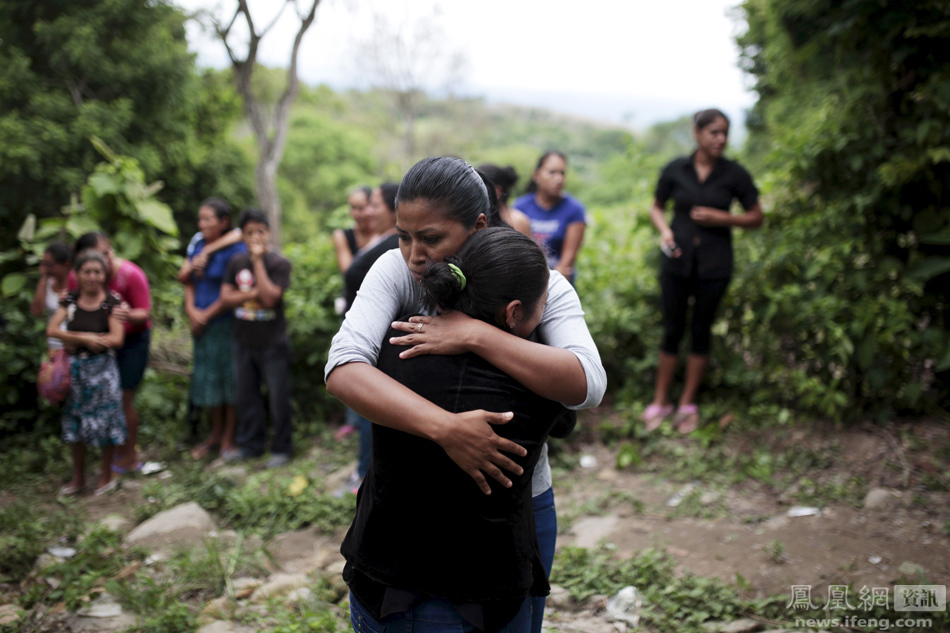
{"left": 332, "top": 229, "right": 354, "bottom": 273}
{"left": 554, "top": 222, "right": 586, "bottom": 279}
{"left": 391, "top": 311, "right": 588, "bottom": 406}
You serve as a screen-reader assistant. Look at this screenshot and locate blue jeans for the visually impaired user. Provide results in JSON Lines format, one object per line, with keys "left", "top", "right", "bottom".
{"left": 346, "top": 407, "right": 373, "bottom": 479}
{"left": 350, "top": 592, "right": 531, "bottom": 633}
{"left": 531, "top": 487, "right": 557, "bottom": 633}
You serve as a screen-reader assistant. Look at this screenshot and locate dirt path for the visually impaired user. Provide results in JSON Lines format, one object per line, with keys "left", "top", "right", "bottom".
{"left": 554, "top": 438, "right": 949, "bottom": 600}
{"left": 20, "top": 415, "right": 949, "bottom": 629}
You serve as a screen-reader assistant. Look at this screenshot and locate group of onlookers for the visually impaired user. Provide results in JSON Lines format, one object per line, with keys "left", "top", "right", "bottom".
{"left": 34, "top": 115, "right": 763, "bottom": 632}
{"left": 37, "top": 202, "right": 295, "bottom": 496}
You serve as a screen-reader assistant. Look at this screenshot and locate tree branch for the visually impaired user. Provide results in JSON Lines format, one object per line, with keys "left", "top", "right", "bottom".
{"left": 269, "top": 0, "right": 320, "bottom": 161}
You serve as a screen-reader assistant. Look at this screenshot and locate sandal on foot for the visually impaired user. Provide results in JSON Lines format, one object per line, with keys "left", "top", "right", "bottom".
{"left": 59, "top": 483, "right": 84, "bottom": 497}
{"left": 94, "top": 478, "right": 119, "bottom": 497}
{"left": 190, "top": 442, "right": 219, "bottom": 460}
{"left": 641, "top": 403, "right": 674, "bottom": 431}
{"left": 111, "top": 461, "right": 143, "bottom": 475}
{"left": 673, "top": 404, "right": 700, "bottom": 434}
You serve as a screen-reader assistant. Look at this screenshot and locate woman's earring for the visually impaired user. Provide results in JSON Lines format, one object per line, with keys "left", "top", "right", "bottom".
{"left": 508, "top": 321, "right": 515, "bottom": 329}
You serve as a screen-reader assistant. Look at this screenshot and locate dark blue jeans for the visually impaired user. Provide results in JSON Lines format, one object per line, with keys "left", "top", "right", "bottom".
{"left": 531, "top": 487, "right": 557, "bottom": 633}
{"left": 346, "top": 407, "right": 373, "bottom": 479}
{"left": 232, "top": 339, "right": 292, "bottom": 456}
{"left": 350, "top": 592, "right": 531, "bottom": 633}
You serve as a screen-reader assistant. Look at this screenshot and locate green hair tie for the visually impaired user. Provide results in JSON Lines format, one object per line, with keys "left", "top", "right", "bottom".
{"left": 447, "top": 263, "right": 467, "bottom": 290}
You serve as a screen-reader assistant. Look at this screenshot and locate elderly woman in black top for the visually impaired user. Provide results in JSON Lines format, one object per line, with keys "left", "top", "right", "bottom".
{"left": 642, "top": 109, "right": 763, "bottom": 433}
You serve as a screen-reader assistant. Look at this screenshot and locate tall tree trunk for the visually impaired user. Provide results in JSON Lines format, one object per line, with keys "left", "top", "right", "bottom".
{"left": 255, "top": 151, "right": 282, "bottom": 246}
{"left": 213, "top": 0, "right": 321, "bottom": 249}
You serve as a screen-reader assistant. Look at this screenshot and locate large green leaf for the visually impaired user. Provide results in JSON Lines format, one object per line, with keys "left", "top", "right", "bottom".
{"left": 17, "top": 215, "right": 35, "bottom": 242}
{"left": 66, "top": 215, "right": 100, "bottom": 238}
{"left": 136, "top": 199, "right": 178, "bottom": 236}
{"left": 906, "top": 257, "right": 950, "bottom": 282}
{"left": 1, "top": 274, "right": 26, "bottom": 298}
{"left": 88, "top": 172, "right": 122, "bottom": 198}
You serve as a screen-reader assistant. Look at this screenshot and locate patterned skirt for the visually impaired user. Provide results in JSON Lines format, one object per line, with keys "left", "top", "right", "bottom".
{"left": 62, "top": 352, "right": 128, "bottom": 446}
{"left": 190, "top": 318, "right": 235, "bottom": 407}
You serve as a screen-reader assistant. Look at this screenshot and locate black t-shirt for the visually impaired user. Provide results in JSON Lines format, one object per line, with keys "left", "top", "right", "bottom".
{"left": 61, "top": 292, "right": 121, "bottom": 355}
{"left": 343, "top": 234, "right": 400, "bottom": 313}
{"left": 655, "top": 154, "right": 759, "bottom": 279}
{"left": 341, "top": 321, "right": 566, "bottom": 631}
{"left": 224, "top": 252, "right": 292, "bottom": 347}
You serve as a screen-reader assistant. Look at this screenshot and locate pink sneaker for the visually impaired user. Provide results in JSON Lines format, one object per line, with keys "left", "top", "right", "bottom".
{"left": 641, "top": 403, "right": 674, "bottom": 431}
{"left": 333, "top": 424, "right": 356, "bottom": 441}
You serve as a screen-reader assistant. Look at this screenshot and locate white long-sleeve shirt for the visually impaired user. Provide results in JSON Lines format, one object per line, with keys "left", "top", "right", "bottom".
{"left": 325, "top": 248, "right": 606, "bottom": 495}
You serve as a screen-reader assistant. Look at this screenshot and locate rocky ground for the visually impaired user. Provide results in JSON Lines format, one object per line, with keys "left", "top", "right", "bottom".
{"left": 2, "top": 415, "right": 948, "bottom": 633}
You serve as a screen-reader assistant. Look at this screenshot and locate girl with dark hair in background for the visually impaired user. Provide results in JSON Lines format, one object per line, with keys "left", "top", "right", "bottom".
{"left": 178, "top": 198, "right": 248, "bottom": 460}
{"left": 71, "top": 232, "right": 152, "bottom": 474}
{"left": 332, "top": 186, "right": 378, "bottom": 274}
{"left": 642, "top": 108, "right": 763, "bottom": 433}
{"left": 326, "top": 156, "right": 605, "bottom": 633}
{"left": 477, "top": 164, "right": 532, "bottom": 236}
{"left": 48, "top": 249, "right": 126, "bottom": 496}
{"left": 513, "top": 151, "right": 587, "bottom": 283}
{"left": 337, "top": 182, "right": 401, "bottom": 495}
{"left": 31, "top": 242, "right": 73, "bottom": 354}
{"left": 342, "top": 227, "right": 569, "bottom": 632}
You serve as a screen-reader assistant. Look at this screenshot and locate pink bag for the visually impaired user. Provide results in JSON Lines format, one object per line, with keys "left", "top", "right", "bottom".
{"left": 38, "top": 349, "right": 71, "bottom": 405}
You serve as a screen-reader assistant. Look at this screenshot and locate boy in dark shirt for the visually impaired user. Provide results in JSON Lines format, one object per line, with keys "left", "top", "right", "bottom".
{"left": 220, "top": 209, "right": 293, "bottom": 467}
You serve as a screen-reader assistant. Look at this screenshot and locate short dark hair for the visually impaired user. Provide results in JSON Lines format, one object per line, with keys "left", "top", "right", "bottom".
{"left": 420, "top": 227, "right": 548, "bottom": 330}
{"left": 525, "top": 151, "right": 567, "bottom": 194}
{"left": 45, "top": 242, "right": 73, "bottom": 264}
{"left": 75, "top": 231, "right": 109, "bottom": 254}
{"left": 477, "top": 164, "right": 518, "bottom": 204}
{"left": 397, "top": 157, "right": 506, "bottom": 229}
{"left": 694, "top": 108, "right": 729, "bottom": 130}
{"left": 379, "top": 182, "right": 400, "bottom": 213}
{"left": 352, "top": 186, "right": 372, "bottom": 202}
{"left": 237, "top": 208, "right": 269, "bottom": 229}
{"left": 200, "top": 197, "right": 232, "bottom": 227}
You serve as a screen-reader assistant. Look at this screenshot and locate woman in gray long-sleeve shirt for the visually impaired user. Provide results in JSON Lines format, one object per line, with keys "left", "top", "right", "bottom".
{"left": 325, "top": 157, "right": 606, "bottom": 633}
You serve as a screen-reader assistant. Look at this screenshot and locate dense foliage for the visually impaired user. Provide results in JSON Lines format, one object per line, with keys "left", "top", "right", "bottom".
{"left": 0, "top": 0, "right": 253, "bottom": 250}
{"left": 733, "top": 0, "right": 950, "bottom": 415}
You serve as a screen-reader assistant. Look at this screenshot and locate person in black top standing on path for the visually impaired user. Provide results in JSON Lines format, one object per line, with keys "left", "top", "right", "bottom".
{"left": 642, "top": 109, "right": 763, "bottom": 433}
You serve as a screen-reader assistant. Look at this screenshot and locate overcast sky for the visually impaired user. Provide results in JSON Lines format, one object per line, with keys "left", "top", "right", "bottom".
{"left": 174, "top": 0, "right": 755, "bottom": 129}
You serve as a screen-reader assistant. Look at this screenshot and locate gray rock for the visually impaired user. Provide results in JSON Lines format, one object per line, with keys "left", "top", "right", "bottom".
{"left": 864, "top": 488, "right": 901, "bottom": 510}
{"left": 0, "top": 605, "right": 21, "bottom": 627}
{"left": 197, "top": 622, "right": 239, "bottom": 633}
{"left": 571, "top": 515, "right": 620, "bottom": 549}
{"left": 898, "top": 561, "right": 925, "bottom": 576}
{"left": 200, "top": 596, "right": 234, "bottom": 620}
{"left": 125, "top": 502, "right": 217, "bottom": 552}
{"left": 216, "top": 465, "right": 248, "bottom": 483}
{"left": 546, "top": 584, "right": 574, "bottom": 611}
{"left": 34, "top": 553, "right": 60, "bottom": 572}
{"left": 232, "top": 577, "right": 261, "bottom": 599}
{"left": 703, "top": 622, "right": 724, "bottom": 632}
{"left": 70, "top": 613, "right": 137, "bottom": 633}
{"left": 251, "top": 573, "right": 310, "bottom": 601}
{"left": 556, "top": 615, "right": 622, "bottom": 633}
{"left": 98, "top": 514, "right": 132, "bottom": 534}
{"left": 701, "top": 491, "right": 722, "bottom": 506}
{"left": 719, "top": 618, "right": 764, "bottom": 633}
{"left": 286, "top": 587, "right": 313, "bottom": 604}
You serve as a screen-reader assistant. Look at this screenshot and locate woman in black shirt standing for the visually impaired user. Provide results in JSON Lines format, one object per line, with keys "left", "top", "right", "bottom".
{"left": 642, "top": 109, "right": 763, "bottom": 433}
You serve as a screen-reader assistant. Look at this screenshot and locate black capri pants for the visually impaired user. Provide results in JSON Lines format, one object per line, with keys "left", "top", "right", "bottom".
{"left": 659, "top": 272, "right": 730, "bottom": 356}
